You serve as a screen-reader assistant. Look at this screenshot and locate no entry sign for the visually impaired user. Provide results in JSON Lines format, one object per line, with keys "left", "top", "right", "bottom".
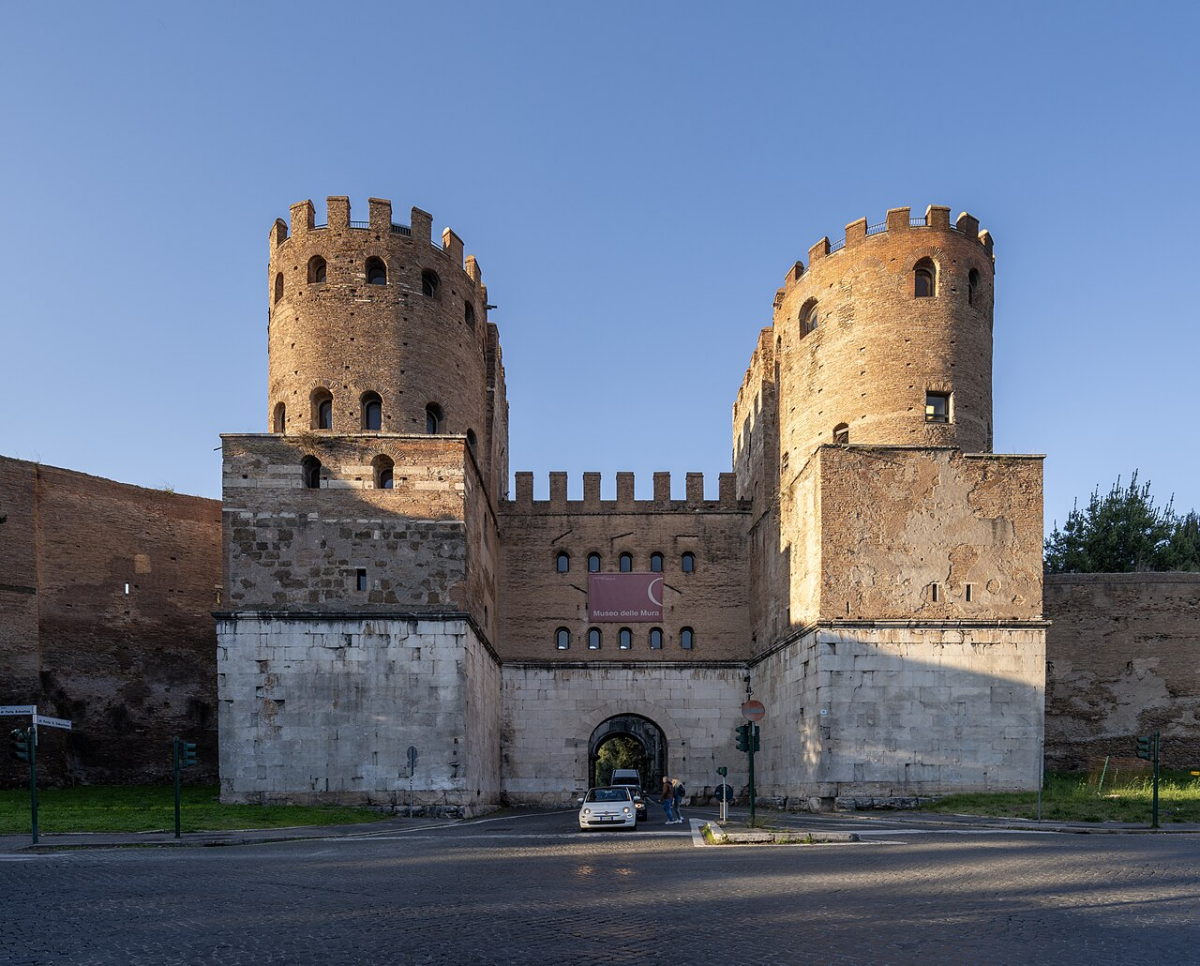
{"left": 741, "top": 700, "right": 765, "bottom": 722}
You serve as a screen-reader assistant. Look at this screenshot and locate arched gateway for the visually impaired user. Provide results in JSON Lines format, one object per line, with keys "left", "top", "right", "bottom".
{"left": 587, "top": 714, "right": 668, "bottom": 791}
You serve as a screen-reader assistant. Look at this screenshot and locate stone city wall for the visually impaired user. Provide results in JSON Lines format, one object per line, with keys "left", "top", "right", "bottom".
{"left": 1045, "top": 572, "right": 1200, "bottom": 770}
{"left": 0, "top": 456, "right": 221, "bottom": 786}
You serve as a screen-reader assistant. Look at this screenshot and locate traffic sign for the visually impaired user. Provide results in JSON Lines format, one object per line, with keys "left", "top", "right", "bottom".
{"left": 33, "top": 714, "right": 72, "bottom": 731}
{"left": 715, "top": 783, "right": 734, "bottom": 803}
{"left": 741, "top": 700, "right": 765, "bottom": 721}
{"left": 0, "top": 706, "right": 37, "bottom": 716}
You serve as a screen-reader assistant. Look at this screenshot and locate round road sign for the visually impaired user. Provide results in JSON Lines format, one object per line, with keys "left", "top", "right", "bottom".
{"left": 741, "top": 700, "right": 766, "bottom": 721}
{"left": 715, "top": 783, "right": 734, "bottom": 803}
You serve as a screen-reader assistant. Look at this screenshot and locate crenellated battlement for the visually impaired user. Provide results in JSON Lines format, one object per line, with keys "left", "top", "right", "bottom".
{"left": 270, "top": 196, "right": 479, "bottom": 281}
{"left": 783, "top": 205, "right": 992, "bottom": 290}
{"left": 504, "top": 471, "right": 746, "bottom": 512}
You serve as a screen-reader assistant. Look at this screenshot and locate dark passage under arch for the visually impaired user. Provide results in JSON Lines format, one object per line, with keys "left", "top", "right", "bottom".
{"left": 588, "top": 713, "right": 667, "bottom": 792}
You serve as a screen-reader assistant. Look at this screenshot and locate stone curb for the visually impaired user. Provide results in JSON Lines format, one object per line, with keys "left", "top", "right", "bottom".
{"left": 699, "top": 821, "right": 860, "bottom": 845}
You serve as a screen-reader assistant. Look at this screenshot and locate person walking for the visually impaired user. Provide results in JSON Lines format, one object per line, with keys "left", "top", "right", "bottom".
{"left": 671, "top": 777, "right": 686, "bottom": 825}
{"left": 660, "top": 776, "right": 679, "bottom": 824}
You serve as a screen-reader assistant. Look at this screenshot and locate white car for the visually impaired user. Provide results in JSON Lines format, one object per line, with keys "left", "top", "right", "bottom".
{"left": 578, "top": 786, "right": 637, "bottom": 830}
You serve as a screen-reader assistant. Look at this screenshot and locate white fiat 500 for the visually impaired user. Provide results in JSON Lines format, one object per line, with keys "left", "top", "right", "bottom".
{"left": 578, "top": 786, "right": 637, "bottom": 830}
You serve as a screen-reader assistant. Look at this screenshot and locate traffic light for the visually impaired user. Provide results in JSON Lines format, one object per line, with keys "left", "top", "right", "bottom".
{"left": 178, "top": 738, "right": 197, "bottom": 768}
{"left": 1136, "top": 734, "right": 1156, "bottom": 761}
{"left": 735, "top": 723, "right": 750, "bottom": 753}
{"left": 752, "top": 727, "right": 761, "bottom": 753}
{"left": 10, "top": 728, "right": 30, "bottom": 762}
{"left": 717, "top": 766, "right": 728, "bottom": 777}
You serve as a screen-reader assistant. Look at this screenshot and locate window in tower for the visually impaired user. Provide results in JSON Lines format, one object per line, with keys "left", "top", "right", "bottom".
{"left": 925, "top": 391, "right": 951, "bottom": 423}
{"left": 914, "top": 258, "right": 936, "bottom": 298}
{"left": 273, "top": 402, "right": 286, "bottom": 434}
{"left": 650, "top": 552, "right": 663, "bottom": 573}
{"left": 301, "top": 456, "right": 322, "bottom": 490}
{"left": 619, "top": 628, "right": 632, "bottom": 650}
{"left": 556, "top": 552, "right": 570, "bottom": 573}
{"left": 588, "top": 553, "right": 601, "bottom": 573}
{"left": 422, "top": 270, "right": 440, "bottom": 297}
{"left": 465, "top": 302, "right": 476, "bottom": 328}
{"left": 308, "top": 255, "right": 327, "bottom": 284}
{"left": 556, "top": 627, "right": 570, "bottom": 650}
{"left": 649, "top": 628, "right": 663, "bottom": 650}
{"left": 312, "top": 389, "right": 333, "bottom": 430}
{"left": 425, "top": 403, "right": 443, "bottom": 434}
{"left": 366, "top": 257, "right": 387, "bottom": 285}
{"left": 373, "top": 454, "right": 394, "bottom": 490}
{"left": 968, "top": 268, "right": 980, "bottom": 306}
{"left": 833, "top": 423, "right": 850, "bottom": 445}
{"left": 274, "top": 273, "right": 284, "bottom": 304}
{"left": 681, "top": 552, "right": 696, "bottom": 573}
{"left": 680, "top": 627, "right": 694, "bottom": 650}
{"left": 356, "top": 568, "right": 368, "bottom": 591}
{"left": 801, "top": 301, "right": 818, "bottom": 337}
{"left": 466, "top": 429, "right": 477, "bottom": 453}
{"left": 619, "top": 553, "right": 632, "bottom": 572}
{"left": 362, "top": 392, "right": 382, "bottom": 431}
{"left": 588, "top": 628, "right": 601, "bottom": 650}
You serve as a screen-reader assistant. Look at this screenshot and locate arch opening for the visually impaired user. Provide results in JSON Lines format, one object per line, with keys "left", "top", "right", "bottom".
{"left": 588, "top": 714, "right": 668, "bottom": 792}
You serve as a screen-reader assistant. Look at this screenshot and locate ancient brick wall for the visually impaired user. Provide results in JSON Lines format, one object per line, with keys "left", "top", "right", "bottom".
{"left": 0, "top": 457, "right": 221, "bottom": 786}
{"left": 497, "top": 472, "right": 751, "bottom": 662}
{"left": 1045, "top": 573, "right": 1200, "bottom": 770}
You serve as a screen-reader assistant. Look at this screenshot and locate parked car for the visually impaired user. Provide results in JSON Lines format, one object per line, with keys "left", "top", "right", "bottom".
{"left": 578, "top": 786, "right": 637, "bottom": 830}
{"left": 609, "top": 769, "right": 647, "bottom": 822}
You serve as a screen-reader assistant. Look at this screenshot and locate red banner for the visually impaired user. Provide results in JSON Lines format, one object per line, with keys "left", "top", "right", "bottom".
{"left": 588, "top": 574, "right": 664, "bottom": 622}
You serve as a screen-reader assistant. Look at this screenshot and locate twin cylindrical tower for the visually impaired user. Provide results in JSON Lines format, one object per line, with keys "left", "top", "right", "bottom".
{"left": 266, "top": 195, "right": 500, "bottom": 487}
{"left": 768, "top": 204, "right": 996, "bottom": 462}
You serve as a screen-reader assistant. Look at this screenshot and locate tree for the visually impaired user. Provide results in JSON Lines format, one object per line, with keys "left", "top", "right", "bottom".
{"left": 1044, "top": 472, "right": 1199, "bottom": 574}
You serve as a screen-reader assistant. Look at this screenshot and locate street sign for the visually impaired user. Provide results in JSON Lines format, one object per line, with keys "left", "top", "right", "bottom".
{"left": 406, "top": 745, "right": 419, "bottom": 777}
{"left": 715, "top": 783, "right": 734, "bottom": 803}
{"left": 0, "top": 706, "right": 37, "bottom": 716}
{"left": 33, "top": 714, "right": 72, "bottom": 731}
{"left": 741, "top": 700, "right": 765, "bottom": 722}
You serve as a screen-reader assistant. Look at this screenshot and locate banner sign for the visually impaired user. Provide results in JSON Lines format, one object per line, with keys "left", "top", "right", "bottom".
{"left": 588, "top": 573, "right": 664, "bottom": 622}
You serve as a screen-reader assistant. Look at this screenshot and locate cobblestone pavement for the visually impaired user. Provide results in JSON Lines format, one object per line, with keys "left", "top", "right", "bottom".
{"left": 2, "top": 811, "right": 1197, "bottom": 965}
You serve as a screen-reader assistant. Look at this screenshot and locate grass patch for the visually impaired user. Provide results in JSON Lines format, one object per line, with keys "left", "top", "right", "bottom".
{"left": 0, "top": 785, "right": 388, "bottom": 834}
{"left": 920, "top": 770, "right": 1200, "bottom": 824}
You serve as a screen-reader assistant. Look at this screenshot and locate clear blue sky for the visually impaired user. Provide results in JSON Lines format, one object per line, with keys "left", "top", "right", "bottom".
{"left": 3, "top": 1, "right": 1198, "bottom": 532}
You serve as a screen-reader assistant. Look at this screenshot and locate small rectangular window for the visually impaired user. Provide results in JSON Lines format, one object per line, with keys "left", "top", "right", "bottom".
{"left": 965, "top": 584, "right": 973, "bottom": 602}
{"left": 356, "top": 568, "right": 368, "bottom": 592}
{"left": 925, "top": 391, "right": 951, "bottom": 423}
{"left": 930, "top": 583, "right": 940, "bottom": 603}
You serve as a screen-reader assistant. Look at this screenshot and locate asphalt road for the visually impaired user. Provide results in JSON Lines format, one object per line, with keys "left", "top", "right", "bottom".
{"left": 2, "top": 807, "right": 1198, "bottom": 965}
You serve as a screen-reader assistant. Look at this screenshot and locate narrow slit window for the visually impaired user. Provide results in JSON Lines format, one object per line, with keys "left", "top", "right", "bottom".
{"left": 273, "top": 402, "right": 286, "bottom": 434}
{"left": 355, "top": 569, "right": 368, "bottom": 592}
{"left": 274, "top": 273, "right": 284, "bottom": 304}
{"left": 968, "top": 268, "right": 980, "bottom": 306}
{"left": 965, "top": 584, "right": 973, "bottom": 602}
{"left": 465, "top": 302, "right": 476, "bottom": 328}
{"left": 425, "top": 403, "right": 443, "bottom": 434}
{"left": 931, "top": 583, "right": 940, "bottom": 603}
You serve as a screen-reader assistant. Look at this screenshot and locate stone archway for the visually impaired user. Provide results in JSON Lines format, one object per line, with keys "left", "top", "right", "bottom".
{"left": 588, "top": 714, "right": 668, "bottom": 792}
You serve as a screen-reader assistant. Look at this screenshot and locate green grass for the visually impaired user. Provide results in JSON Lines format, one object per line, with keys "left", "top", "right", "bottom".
{"left": 0, "top": 785, "right": 389, "bottom": 834}
{"left": 920, "top": 770, "right": 1200, "bottom": 824}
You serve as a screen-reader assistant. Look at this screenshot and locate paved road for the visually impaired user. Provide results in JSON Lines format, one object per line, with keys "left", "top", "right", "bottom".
{"left": 2, "top": 809, "right": 1198, "bottom": 965}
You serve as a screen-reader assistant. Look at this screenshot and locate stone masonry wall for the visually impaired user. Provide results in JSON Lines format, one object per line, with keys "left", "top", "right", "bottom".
{"left": 1045, "top": 573, "right": 1200, "bottom": 770}
{"left": 217, "top": 616, "right": 501, "bottom": 812}
{"left": 0, "top": 457, "right": 221, "bottom": 787}
{"left": 498, "top": 472, "right": 750, "bottom": 662}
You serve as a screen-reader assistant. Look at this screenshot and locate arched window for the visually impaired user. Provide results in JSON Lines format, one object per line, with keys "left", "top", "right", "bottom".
{"left": 466, "top": 429, "right": 477, "bottom": 453}
{"left": 366, "top": 257, "right": 387, "bottom": 285}
{"left": 425, "top": 403, "right": 443, "bottom": 434}
{"left": 373, "top": 454, "right": 394, "bottom": 490}
{"left": 308, "top": 255, "right": 327, "bottom": 284}
{"left": 968, "top": 268, "right": 980, "bottom": 306}
{"left": 556, "top": 552, "right": 570, "bottom": 573}
{"left": 465, "top": 302, "right": 476, "bottom": 328}
{"left": 833, "top": 423, "right": 849, "bottom": 445}
{"left": 588, "top": 628, "right": 601, "bottom": 650}
{"left": 681, "top": 552, "right": 695, "bottom": 573}
{"left": 274, "top": 273, "right": 284, "bottom": 304}
{"left": 801, "top": 302, "right": 818, "bottom": 336}
{"left": 587, "top": 553, "right": 601, "bottom": 573}
{"left": 619, "top": 553, "right": 633, "bottom": 572}
{"left": 555, "top": 628, "right": 570, "bottom": 650}
{"left": 421, "top": 270, "right": 439, "bottom": 297}
{"left": 362, "top": 392, "right": 382, "bottom": 431}
{"left": 650, "top": 552, "right": 663, "bottom": 573}
{"left": 273, "top": 402, "right": 286, "bottom": 434}
{"left": 680, "top": 627, "right": 694, "bottom": 650}
{"left": 312, "top": 388, "right": 333, "bottom": 430}
{"left": 649, "top": 628, "right": 663, "bottom": 650}
{"left": 914, "top": 259, "right": 936, "bottom": 298}
{"left": 301, "top": 456, "right": 321, "bottom": 489}
{"left": 619, "top": 628, "right": 632, "bottom": 650}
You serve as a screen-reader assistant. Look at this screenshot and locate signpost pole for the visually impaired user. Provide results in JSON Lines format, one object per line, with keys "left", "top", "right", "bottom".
{"left": 173, "top": 736, "right": 182, "bottom": 839}
{"left": 29, "top": 724, "right": 38, "bottom": 846}
{"left": 1152, "top": 732, "right": 1160, "bottom": 830}
{"left": 748, "top": 725, "right": 757, "bottom": 824}
{"left": 406, "top": 746, "right": 418, "bottom": 819}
